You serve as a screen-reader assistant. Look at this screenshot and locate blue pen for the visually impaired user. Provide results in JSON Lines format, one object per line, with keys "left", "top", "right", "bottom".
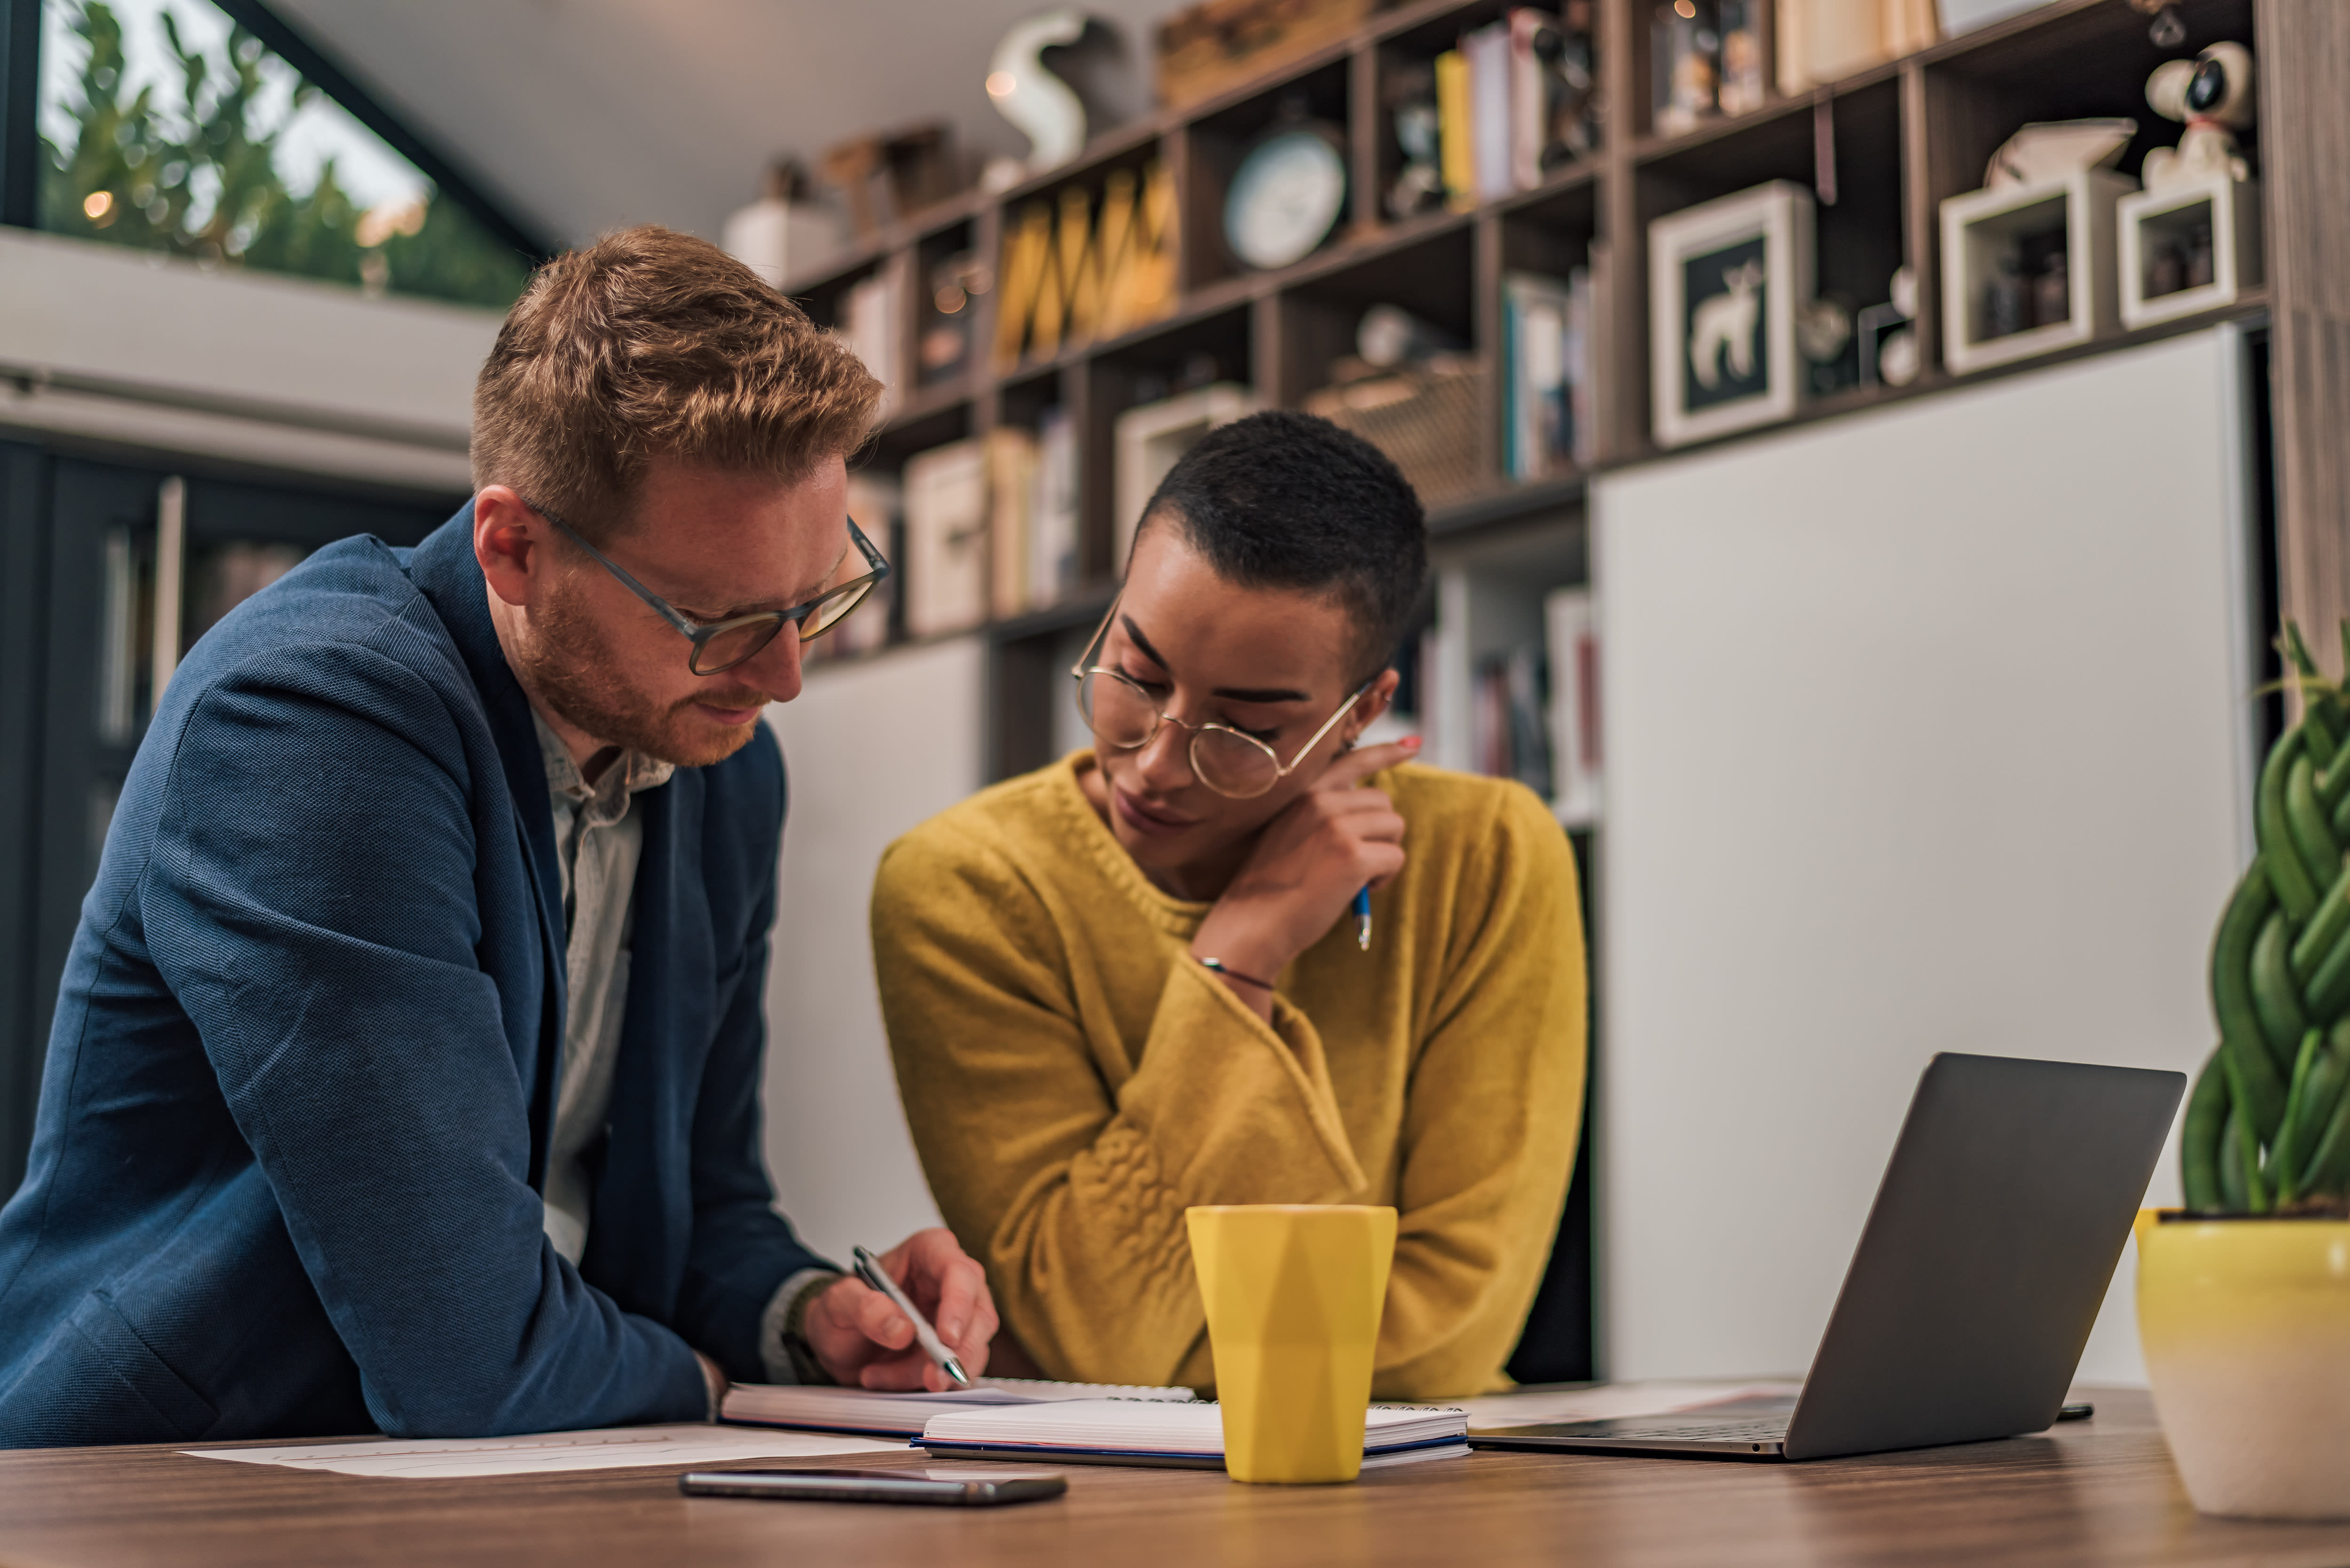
{"left": 1354, "top": 886, "right": 1373, "bottom": 951}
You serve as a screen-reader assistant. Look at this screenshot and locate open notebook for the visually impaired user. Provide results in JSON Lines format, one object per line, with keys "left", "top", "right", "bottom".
{"left": 916, "top": 1398, "right": 1471, "bottom": 1469}
{"left": 722, "top": 1377, "right": 1195, "bottom": 1439}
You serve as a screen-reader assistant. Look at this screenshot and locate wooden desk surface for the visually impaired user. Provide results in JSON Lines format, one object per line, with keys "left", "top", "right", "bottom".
{"left": 3, "top": 1389, "right": 2348, "bottom": 1568}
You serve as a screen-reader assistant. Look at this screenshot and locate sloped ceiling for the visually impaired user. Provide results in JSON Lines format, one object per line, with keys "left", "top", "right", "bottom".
{"left": 270, "top": 0, "right": 1174, "bottom": 250}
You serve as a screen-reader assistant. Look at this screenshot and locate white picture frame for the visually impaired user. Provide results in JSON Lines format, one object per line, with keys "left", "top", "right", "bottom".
{"left": 1940, "top": 168, "right": 2131, "bottom": 375}
{"left": 2118, "top": 174, "right": 2263, "bottom": 331}
{"left": 1649, "top": 180, "right": 1813, "bottom": 450}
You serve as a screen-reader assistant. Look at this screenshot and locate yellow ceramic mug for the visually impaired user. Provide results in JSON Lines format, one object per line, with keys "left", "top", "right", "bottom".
{"left": 1185, "top": 1204, "right": 1397, "bottom": 1483}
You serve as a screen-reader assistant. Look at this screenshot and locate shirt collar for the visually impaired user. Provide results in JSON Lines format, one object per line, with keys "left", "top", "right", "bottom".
{"left": 533, "top": 709, "right": 675, "bottom": 824}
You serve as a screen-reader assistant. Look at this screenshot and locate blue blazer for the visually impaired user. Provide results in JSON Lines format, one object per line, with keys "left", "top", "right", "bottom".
{"left": 0, "top": 508, "right": 829, "bottom": 1446}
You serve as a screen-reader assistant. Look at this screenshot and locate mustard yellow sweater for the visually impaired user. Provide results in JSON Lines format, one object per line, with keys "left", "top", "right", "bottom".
{"left": 871, "top": 752, "right": 1587, "bottom": 1400}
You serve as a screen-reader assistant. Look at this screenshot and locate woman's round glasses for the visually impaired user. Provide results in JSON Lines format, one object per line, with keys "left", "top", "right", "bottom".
{"left": 1071, "top": 601, "right": 1371, "bottom": 800}
{"left": 524, "top": 498, "right": 891, "bottom": 676}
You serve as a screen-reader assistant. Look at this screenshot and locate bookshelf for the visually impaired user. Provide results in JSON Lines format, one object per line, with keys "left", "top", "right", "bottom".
{"left": 784, "top": 0, "right": 2291, "bottom": 790}
{"left": 761, "top": 0, "right": 2344, "bottom": 1390}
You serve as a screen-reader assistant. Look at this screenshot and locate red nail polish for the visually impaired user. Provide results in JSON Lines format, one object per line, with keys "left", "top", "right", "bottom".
{"left": 1402, "top": 735, "right": 1423, "bottom": 749}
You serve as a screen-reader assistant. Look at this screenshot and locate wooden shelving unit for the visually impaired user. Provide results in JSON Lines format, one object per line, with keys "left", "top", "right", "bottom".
{"left": 786, "top": 0, "right": 2271, "bottom": 780}
{"left": 771, "top": 0, "right": 2323, "bottom": 1389}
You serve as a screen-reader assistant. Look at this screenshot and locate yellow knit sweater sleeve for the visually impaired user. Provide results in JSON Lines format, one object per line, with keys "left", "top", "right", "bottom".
{"left": 872, "top": 762, "right": 1585, "bottom": 1399}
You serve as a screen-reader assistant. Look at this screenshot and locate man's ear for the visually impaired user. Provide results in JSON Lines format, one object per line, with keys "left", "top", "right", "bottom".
{"left": 474, "top": 485, "right": 544, "bottom": 609}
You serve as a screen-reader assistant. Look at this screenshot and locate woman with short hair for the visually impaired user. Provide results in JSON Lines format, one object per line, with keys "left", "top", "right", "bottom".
{"left": 874, "top": 411, "right": 1585, "bottom": 1400}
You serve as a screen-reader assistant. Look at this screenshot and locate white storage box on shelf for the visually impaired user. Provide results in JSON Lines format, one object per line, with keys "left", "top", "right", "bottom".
{"left": 1112, "top": 382, "right": 1258, "bottom": 569}
{"left": 2117, "top": 174, "right": 2263, "bottom": 331}
{"left": 1940, "top": 168, "right": 2133, "bottom": 375}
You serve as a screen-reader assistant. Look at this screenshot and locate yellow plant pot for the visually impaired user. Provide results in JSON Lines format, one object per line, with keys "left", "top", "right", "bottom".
{"left": 2138, "top": 1210, "right": 2350, "bottom": 1519}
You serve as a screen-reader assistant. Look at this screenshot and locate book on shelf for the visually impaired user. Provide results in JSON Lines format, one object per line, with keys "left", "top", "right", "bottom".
{"left": 986, "top": 426, "right": 1038, "bottom": 621}
{"left": 1464, "top": 21, "right": 1514, "bottom": 204}
{"left": 902, "top": 438, "right": 990, "bottom": 639}
{"left": 723, "top": 1376, "right": 1196, "bottom": 1439}
{"left": 821, "top": 471, "right": 900, "bottom": 660}
{"left": 1546, "top": 586, "right": 1601, "bottom": 827}
{"left": 1435, "top": 49, "right": 1473, "bottom": 211}
{"left": 1776, "top": 0, "right": 1938, "bottom": 97}
{"left": 993, "top": 164, "right": 1177, "bottom": 372}
{"left": 1471, "top": 645, "right": 1554, "bottom": 801}
{"left": 841, "top": 268, "right": 903, "bottom": 423}
{"left": 1032, "top": 406, "right": 1081, "bottom": 609}
{"left": 1439, "top": 8, "right": 1598, "bottom": 210}
{"left": 1502, "top": 267, "right": 1595, "bottom": 479}
{"left": 1508, "top": 9, "right": 1560, "bottom": 190}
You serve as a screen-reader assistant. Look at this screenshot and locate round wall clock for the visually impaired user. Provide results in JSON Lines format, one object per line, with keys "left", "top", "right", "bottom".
{"left": 1223, "top": 121, "right": 1348, "bottom": 271}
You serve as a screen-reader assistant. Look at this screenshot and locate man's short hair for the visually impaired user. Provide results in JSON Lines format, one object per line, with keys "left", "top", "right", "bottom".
{"left": 1137, "top": 410, "right": 1428, "bottom": 680}
{"left": 471, "top": 225, "right": 881, "bottom": 545}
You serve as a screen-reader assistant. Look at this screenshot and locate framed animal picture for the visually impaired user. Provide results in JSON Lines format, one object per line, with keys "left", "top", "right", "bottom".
{"left": 1649, "top": 180, "right": 1815, "bottom": 448}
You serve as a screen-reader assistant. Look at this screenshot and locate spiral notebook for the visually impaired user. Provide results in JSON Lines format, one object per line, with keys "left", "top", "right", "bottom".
{"left": 916, "top": 1398, "right": 1471, "bottom": 1470}
{"left": 721, "top": 1376, "right": 1195, "bottom": 1439}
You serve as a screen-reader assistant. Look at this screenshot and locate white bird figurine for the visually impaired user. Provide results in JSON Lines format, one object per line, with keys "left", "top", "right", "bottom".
{"left": 987, "top": 10, "right": 1089, "bottom": 174}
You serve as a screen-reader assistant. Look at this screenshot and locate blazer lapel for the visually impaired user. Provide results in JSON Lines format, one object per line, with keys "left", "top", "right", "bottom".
{"left": 406, "top": 507, "right": 568, "bottom": 1186}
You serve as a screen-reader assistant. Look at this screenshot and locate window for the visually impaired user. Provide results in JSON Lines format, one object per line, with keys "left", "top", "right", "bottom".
{"left": 37, "top": 0, "right": 533, "bottom": 309}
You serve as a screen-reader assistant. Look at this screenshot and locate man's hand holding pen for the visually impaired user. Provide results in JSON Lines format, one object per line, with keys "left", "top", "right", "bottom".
{"left": 802, "top": 1228, "right": 999, "bottom": 1390}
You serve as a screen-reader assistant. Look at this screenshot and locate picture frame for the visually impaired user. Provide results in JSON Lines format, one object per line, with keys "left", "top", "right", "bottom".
{"left": 1649, "top": 179, "right": 1813, "bottom": 450}
{"left": 2118, "top": 174, "right": 2262, "bottom": 332}
{"left": 1940, "top": 168, "right": 2131, "bottom": 375}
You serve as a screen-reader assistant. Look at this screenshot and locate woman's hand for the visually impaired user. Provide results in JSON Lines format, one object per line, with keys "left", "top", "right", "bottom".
{"left": 1189, "top": 738, "right": 1417, "bottom": 1019}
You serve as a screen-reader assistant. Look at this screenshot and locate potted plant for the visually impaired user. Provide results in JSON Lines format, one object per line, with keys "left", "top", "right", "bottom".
{"left": 2141, "top": 624, "right": 2350, "bottom": 1520}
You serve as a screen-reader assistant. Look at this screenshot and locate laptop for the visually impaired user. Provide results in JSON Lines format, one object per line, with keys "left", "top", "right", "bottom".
{"left": 1470, "top": 1052, "right": 2184, "bottom": 1461}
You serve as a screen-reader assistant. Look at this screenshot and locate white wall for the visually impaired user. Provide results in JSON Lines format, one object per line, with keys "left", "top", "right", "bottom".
{"left": 1595, "top": 329, "right": 2256, "bottom": 1387}
{"left": 0, "top": 228, "right": 489, "bottom": 489}
{"left": 759, "top": 636, "right": 989, "bottom": 1262}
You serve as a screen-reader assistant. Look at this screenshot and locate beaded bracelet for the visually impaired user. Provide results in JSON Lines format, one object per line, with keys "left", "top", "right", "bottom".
{"left": 1197, "top": 956, "right": 1276, "bottom": 993}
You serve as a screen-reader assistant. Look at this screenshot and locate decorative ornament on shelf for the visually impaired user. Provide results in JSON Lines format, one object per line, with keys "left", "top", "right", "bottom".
{"left": 1223, "top": 96, "right": 1349, "bottom": 271}
{"left": 2138, "top": 622, "right": 2350, "bottom": 1524}
{"left": 986, "top": 10, "right": 1090, "bottom": 178}
{"left": 2143, "top": 41, "right": 2256, "bottom": 190}
{"left": 1856, "top": 265, "right": 1918, "bottom": 388}
{"left": 820, "top": 124, "right": 960, "bottom": 242}
{"left": 719, "top": 161, "right": 847, "bottom": 290}
{"left": 1982, "top": 118, "right": 2136, "bottom": 192}
{"left": 1383, "top": 62, "right": 1445, "bottom": 220}
{"left": 2128, "top": 0, "right": 2190, "bottom": 50}
{"left": 2116, "top": 41, "right": 2259, "bottom": 331}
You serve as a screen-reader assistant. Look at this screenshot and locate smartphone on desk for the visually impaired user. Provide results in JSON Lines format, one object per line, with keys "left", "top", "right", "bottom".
{"left": 680, "top": 1467, "right": 1067, "bottom": 1507}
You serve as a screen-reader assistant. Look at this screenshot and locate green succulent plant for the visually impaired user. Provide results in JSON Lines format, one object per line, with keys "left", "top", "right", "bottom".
{"left": 2185, "top": 623, "right": 2350, "bottom": 1214}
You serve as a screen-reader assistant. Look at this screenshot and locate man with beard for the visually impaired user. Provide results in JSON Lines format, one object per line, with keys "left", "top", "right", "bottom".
{"left": 0, "top": 226, "right": 996, "bottom": 1447}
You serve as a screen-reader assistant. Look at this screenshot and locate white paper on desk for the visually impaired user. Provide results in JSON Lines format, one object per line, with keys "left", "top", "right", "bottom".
{"left": 1435, "top": 1381, "right": 1806, "bottom": 1428}
{"left": 183, "top": 1423, "right": 907, "bottom": 1479}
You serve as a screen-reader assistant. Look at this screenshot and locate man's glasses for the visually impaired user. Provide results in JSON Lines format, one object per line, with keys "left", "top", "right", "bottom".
{"left": 523, "top": 498, "right": 890, "bottom": 676}
{"left": 1070, "top": 598, "right": 1371, "bottom": 800}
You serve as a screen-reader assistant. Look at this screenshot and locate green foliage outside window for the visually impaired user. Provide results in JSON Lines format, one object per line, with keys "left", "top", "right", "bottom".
{"left": 39, "top": 1, "right": 533, "bottom": 310}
